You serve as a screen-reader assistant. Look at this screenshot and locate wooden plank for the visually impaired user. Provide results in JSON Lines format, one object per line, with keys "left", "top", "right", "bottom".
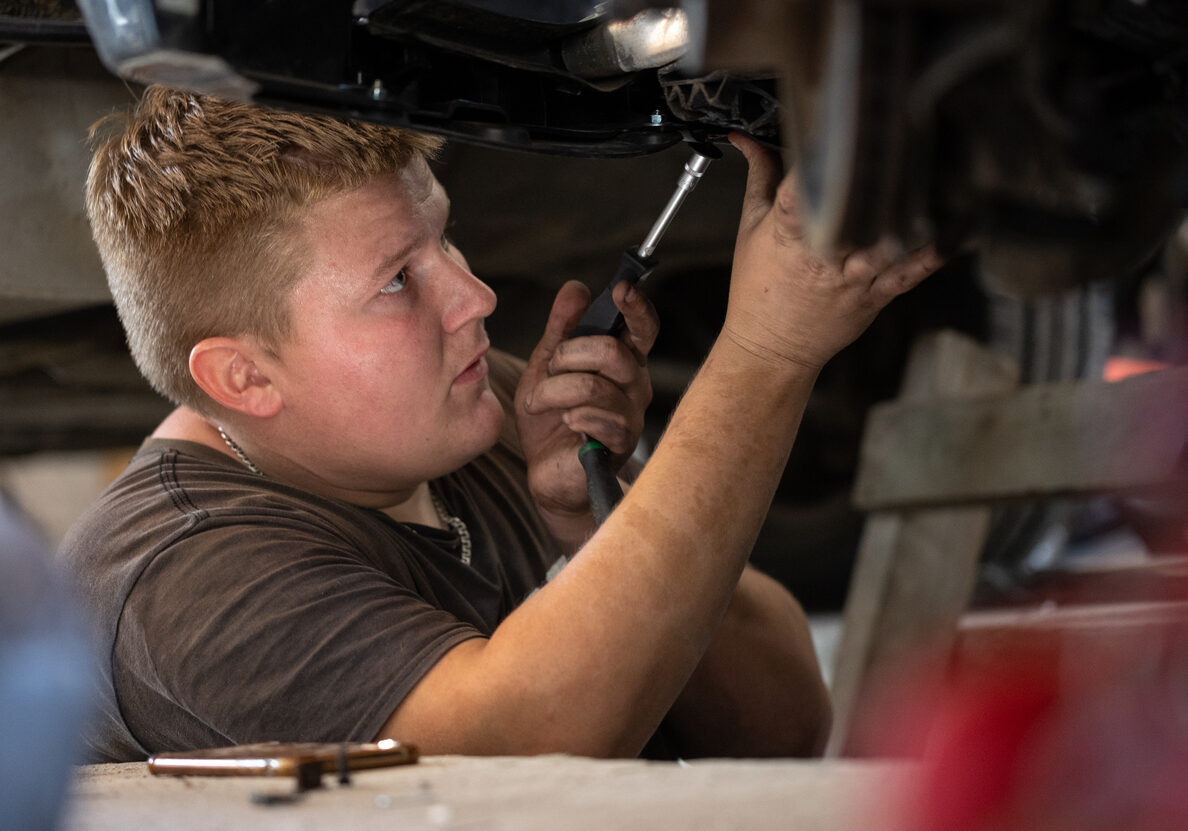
{"left": 959, "top": 599, "right": 1188, "bottom": 633}
{"left": 1014, "top": 555, "right": 1188, "bottom": 605}
{"left": 854, "top": 365, "right": 1188, "bottom": 511}
{"left": 826, "top": 330, "right": 1018, "bottom": 757}
{"left": 952, "top": 600, "right": 1188, "bottom": 680}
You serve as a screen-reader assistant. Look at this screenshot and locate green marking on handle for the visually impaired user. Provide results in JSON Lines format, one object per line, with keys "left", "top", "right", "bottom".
{"left": 579, "top": 440, "right": 607, "bottom": 458}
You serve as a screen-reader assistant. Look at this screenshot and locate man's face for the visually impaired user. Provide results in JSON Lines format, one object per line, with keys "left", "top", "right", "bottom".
{"left": 265, "top": 158, "right": 504, "bottom": 502}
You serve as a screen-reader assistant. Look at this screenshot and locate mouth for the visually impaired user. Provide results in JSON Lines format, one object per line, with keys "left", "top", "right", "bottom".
{"left": 454, "top": 346, "right": 490, "bottom": 385}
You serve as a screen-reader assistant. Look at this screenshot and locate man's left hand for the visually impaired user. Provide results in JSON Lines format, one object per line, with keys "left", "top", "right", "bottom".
{"left": 515, "top": 279, "right": 658, "bottom": 545}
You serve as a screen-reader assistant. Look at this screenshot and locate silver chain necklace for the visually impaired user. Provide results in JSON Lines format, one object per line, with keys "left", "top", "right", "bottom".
{"left": 430, "top": 488, "right": 472, "bottom": 566}
{"left": 216, "top": 424, "right": 471, "bottom": 565}
{"left": 217, "top": 425, "right": 264, "bottom": 477}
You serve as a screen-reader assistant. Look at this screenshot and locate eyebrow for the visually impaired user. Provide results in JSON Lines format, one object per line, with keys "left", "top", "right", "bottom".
{"left": 370, "top": 240, "right": 417, "bottom": 284}
{"left": 368, "top": 195, "right": 452, "bottom": 284}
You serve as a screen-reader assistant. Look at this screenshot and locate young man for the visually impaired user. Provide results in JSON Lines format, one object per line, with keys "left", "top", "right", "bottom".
{"left": 63, "top": 87, "right": 940, "bottom": 762}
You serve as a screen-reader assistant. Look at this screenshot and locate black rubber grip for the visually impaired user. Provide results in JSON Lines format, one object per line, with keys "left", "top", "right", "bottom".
{"left": 572, "top": 250, "right": 651, "bottom": 525}
{"left": 579, "top": 440, "right": 623, "bottom": 526}
{"left": 572, "top": 250, "right": 654, "bottom": 338}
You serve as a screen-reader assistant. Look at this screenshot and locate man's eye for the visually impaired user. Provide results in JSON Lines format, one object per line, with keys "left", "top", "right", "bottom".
{"left": 379, "top": 270, "right": 407, "bottom": 295}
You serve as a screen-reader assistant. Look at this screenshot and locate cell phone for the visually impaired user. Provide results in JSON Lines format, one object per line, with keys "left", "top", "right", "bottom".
{"left": 147, "top": 740, "right": 418, "bottom": 790}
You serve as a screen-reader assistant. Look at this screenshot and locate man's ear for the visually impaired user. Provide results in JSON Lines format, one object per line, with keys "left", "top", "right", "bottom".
{"left": 189, "top": 337, "right": 283, "bottom": 418}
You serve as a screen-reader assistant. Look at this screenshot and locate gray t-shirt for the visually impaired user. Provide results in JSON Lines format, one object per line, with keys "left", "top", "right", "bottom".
{"left": 60, "top": 351, "right": 567, "bottom": 762}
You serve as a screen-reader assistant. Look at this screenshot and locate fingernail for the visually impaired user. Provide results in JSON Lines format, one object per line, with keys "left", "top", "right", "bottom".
{"left": 622, "top": 283, "right": 637, "bottom": 303}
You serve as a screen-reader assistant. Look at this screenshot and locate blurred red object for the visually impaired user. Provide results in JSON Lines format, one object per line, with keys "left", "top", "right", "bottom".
{"left": 878, "top": 622, "right": 1188, "bottom": 831}
{"left": 1102, "top": 356, "right": 1171, "bottom": 382}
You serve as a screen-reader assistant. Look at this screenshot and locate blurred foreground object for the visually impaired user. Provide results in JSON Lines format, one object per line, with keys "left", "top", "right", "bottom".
{"left": 856, "top": 617, "right": 1188, "bottom": 831}
{"left": 831, "top": 329, "right": 1188, "bottom": 827}
{"left": 0, "top": 497, "right": 92, "bottom": 831}
{"left": 830, "top": 327, "right": 1188, "bottom": 755}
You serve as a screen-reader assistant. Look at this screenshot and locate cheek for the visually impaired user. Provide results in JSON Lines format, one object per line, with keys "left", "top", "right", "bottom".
{"left": 284, "top": 311, "right": 445, "bottom": 420}
{"left": 343, "top": 323, "right": 443, "bottom": 402}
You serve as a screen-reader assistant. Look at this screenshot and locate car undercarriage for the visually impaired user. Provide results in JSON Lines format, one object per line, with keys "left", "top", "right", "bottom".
{"left": 3, "top": 0, "right": 1188, "bottom": 603}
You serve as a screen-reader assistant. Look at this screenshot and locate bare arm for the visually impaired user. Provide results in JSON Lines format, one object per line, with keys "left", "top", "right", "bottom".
{"left": 376, "top": 136, "right": 940, "bottom": 757}
{"left": 659, "top": 566, "right": 830, "bottom": 758}
{"left": 377, "top": 337, "right": 818, "bottom": 757}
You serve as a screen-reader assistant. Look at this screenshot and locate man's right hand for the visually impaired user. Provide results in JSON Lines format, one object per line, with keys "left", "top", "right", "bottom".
{"left": 724, "top": 134, "right": 942, "bottom": 374}
{"left": 513, "top": 278, "right": 658, "bottom": 546}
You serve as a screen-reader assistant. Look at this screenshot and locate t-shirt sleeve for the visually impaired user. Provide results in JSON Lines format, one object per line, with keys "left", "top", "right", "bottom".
{"left": 115, "top": 520, "right": 484, "bottom": 750}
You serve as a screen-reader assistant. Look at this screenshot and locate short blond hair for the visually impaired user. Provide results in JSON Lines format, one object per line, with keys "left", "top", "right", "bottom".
{"left": 86, "top": 86, "right": 443, "bottom": 411}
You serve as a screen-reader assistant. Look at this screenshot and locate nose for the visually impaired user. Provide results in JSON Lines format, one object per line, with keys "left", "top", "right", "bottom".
{"left": 439, "top": 247, "right": 497, "bottom": 333}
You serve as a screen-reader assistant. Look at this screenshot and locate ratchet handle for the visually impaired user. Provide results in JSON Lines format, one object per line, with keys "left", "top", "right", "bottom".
{"left": 572, "top": 249, "right": 652, "bottom": 525}
{"left": 579, "top": 440, "right": 622, "bottom": 526}
{"left": 572, "top": 249, "right": 654, "bottom": 338}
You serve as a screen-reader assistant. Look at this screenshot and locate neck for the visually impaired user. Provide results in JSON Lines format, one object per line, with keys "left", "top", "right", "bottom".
{"left": 151, "top": 406, "right": 239, "bottom": 463}
{"left": 379, "top": 481, "right": 443, "bottom": 528}
{"left": 150, "top": 406, "right": 439, "bottom": 523}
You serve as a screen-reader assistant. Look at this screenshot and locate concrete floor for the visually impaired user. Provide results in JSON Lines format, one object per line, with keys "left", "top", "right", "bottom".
{"left": 63, "top": 754, "right": 917, "bottom": 831}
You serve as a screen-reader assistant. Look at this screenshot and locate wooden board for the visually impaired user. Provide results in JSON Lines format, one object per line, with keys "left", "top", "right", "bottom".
{"left": 854, "top": 365, "right": 1188, "bottom": 511}
{"left": 952, "top": 600, "right": 1188, "bottom": 680}
{"left": 826, "top": 331, "right": 1018, "bottom": 757}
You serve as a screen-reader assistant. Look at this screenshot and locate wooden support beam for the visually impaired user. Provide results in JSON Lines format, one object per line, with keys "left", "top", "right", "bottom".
{"left": 826, "top": 330, "right": 1019, "bottom": 757}
{"left": 854, "top": 365, "right": 1188, "bottom": 512}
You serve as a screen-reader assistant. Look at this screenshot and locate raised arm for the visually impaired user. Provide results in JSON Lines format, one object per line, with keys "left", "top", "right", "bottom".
{"left": 376, "top": 136, "right": 941, "bottom": 756}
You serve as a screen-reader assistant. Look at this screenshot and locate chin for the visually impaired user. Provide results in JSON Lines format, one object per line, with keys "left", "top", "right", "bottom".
{"left": 472, "top": 390, "right": 507, "bottom": 451}
{"left": 441, "top": 390, "right": 505, "bottom": 467}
